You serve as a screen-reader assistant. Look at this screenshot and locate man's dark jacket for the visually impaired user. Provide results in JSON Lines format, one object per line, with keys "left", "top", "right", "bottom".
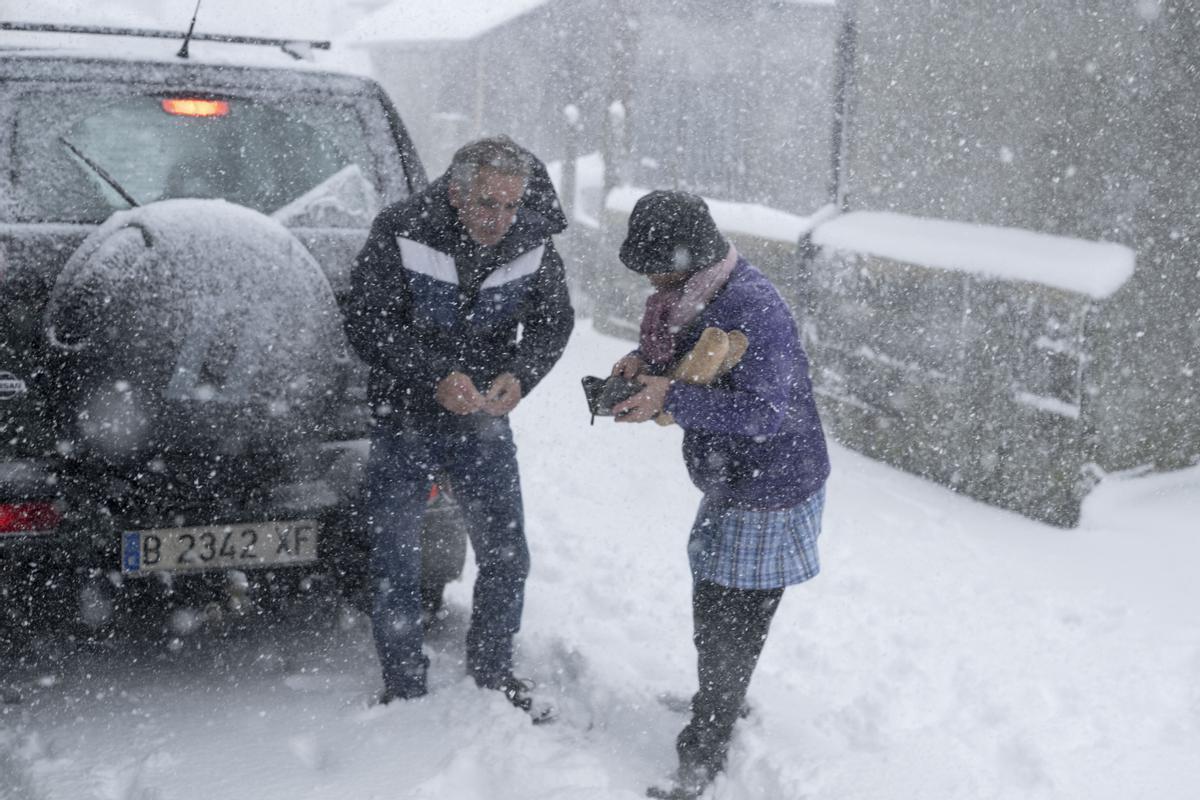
{"left": 343, "top": 162, "right": 574, "bottom": 429}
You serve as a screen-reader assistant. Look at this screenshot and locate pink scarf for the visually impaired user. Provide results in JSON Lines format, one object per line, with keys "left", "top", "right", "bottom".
{"left": 638, "top": 244, "right": 738, "bottom": 367}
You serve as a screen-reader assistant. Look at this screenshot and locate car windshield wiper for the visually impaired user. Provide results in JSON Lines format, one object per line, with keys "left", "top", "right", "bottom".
{"left": 59, "top": 137, "right": 140, "bottom": 208}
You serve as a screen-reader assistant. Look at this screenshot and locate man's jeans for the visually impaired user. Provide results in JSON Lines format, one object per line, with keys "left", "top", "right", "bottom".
{"left": 365, "top": 418, "right": 529, "bottom": 697}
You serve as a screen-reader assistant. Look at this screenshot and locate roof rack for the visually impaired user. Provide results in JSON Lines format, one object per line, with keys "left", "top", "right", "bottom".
{"left": 0, "top": 22, "right": 331, "bottom": 60}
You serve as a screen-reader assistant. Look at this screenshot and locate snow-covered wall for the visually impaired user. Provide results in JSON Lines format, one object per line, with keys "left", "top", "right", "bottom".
{"left": 812, "top": 211, "right": 1135, "bottom": 299}
{"left": 813, "top": 0, "right": 1200, "bottom": 523}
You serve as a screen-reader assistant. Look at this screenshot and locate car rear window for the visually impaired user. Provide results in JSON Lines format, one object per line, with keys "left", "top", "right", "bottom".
{"left": 11, "top": 91, "right": 384, "bottom": 228}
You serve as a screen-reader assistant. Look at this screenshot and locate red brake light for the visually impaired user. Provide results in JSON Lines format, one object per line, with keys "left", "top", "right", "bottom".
{"left": 0, "top": 502, "right": 61, "bottom": 535}
{"left": 161, "top": 98, "right": 230, "bottom": 118}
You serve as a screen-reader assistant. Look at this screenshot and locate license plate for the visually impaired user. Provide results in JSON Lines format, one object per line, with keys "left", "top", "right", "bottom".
{"left": 121, "top": 519, "right": 319, "bottom": 575}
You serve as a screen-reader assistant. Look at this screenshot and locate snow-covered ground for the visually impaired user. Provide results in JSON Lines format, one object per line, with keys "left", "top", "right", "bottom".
{"left": 1, "top": 321, "right": 1197, "bottom": 800}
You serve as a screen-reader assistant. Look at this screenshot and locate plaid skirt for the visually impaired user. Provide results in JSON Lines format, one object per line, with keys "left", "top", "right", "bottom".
{"left": 687, "top": 487, "right": 825, "bottom": 590}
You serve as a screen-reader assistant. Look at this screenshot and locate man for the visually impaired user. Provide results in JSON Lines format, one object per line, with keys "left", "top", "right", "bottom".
{"left": 343, "top": 136, "right": 573, "bottom": 717}
{"left": 609, "top": 191, "right": 830, "bottom": 798}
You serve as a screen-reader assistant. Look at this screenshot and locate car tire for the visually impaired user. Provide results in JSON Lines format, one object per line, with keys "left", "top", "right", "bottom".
{"left": 44, "top": 198, "right": 350, "bottom": 461}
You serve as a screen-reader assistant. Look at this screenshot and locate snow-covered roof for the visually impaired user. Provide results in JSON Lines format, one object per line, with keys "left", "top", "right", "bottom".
{"left": 811, "top": 211, "right": 1136, "bottom": 300}
{"left": 343, "top": 0, "right": 550, "bottom": 46}
{"left": 0, "top": 31, "right": 369, "bottom": 76}
{"left": 2, "top": 0, "right": 340, "bottom": 41}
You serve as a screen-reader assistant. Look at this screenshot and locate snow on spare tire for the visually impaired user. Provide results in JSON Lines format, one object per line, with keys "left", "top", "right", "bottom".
{"left": 45, "top": 199, "right": 348, "bottom": 460}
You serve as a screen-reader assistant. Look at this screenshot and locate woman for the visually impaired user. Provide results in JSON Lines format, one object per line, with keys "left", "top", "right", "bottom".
{"left": 610, "top": 191, "right": 831, "bottom": 799}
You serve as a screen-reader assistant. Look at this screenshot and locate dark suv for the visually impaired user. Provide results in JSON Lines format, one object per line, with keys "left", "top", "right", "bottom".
{"left": 0, "top": 25, "right": 465, "bottom": 636}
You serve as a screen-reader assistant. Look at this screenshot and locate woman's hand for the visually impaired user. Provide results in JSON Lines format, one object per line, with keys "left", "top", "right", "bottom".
{"left": 611, "top": 353, "right": 646, "bottom": 379}
{"left": 612, "top": 375, "right": 672, "bottom": 423}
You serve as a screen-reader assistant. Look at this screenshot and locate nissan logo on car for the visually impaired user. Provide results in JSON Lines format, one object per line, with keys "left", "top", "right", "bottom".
{"left": 0, "top": 371, "right": 28, "bottom": 401}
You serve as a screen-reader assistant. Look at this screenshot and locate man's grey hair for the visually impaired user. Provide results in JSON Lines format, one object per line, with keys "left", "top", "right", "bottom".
{"left": 449, "top": 136, "right": 533, "bottom": 193}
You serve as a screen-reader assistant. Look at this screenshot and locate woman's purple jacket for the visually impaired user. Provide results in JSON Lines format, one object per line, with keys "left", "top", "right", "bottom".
{"left": 660, "top": 258, "right": 830, "bottom": 510}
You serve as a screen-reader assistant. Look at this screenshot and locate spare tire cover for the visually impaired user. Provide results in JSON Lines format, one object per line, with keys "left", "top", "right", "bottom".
{"left": 45, "top": 199, "right": 349, "bottom": 459}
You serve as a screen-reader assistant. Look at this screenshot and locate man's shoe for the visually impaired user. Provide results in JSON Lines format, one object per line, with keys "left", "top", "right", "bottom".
{"left": 497, "top": 675, "right": 533, "bottom": 711}
{"left": 484, "top": 674, "right": 556, "bottom": 724}
{"left": 377, "top": 684, "right": 426, "bottom": 706}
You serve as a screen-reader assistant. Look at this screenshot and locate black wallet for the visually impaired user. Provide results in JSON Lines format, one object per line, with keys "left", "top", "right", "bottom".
{"left": 582, "top": 375, "right": 643, "bottom": 422}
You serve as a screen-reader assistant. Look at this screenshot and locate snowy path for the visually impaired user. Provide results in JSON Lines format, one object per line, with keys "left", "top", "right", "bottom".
{"left": 2, "top": 321, "right": 1197, "bottom": 800}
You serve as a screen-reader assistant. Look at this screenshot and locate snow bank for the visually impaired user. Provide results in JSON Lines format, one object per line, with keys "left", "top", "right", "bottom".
{"left": 812, "top": 211, "right": 1136, "bottom": 299}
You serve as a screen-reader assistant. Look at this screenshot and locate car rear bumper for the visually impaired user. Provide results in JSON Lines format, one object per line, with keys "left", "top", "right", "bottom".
{"left": 0, "top": 439, "right": 371, "bottom": 576}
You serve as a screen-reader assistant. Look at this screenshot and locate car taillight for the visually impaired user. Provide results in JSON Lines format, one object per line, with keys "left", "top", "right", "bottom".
{"left": 161, "top": 98, "right": 230, "bottom": 118}
{"left": 0, "top": 502, "right": 61, "bottom": 535}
